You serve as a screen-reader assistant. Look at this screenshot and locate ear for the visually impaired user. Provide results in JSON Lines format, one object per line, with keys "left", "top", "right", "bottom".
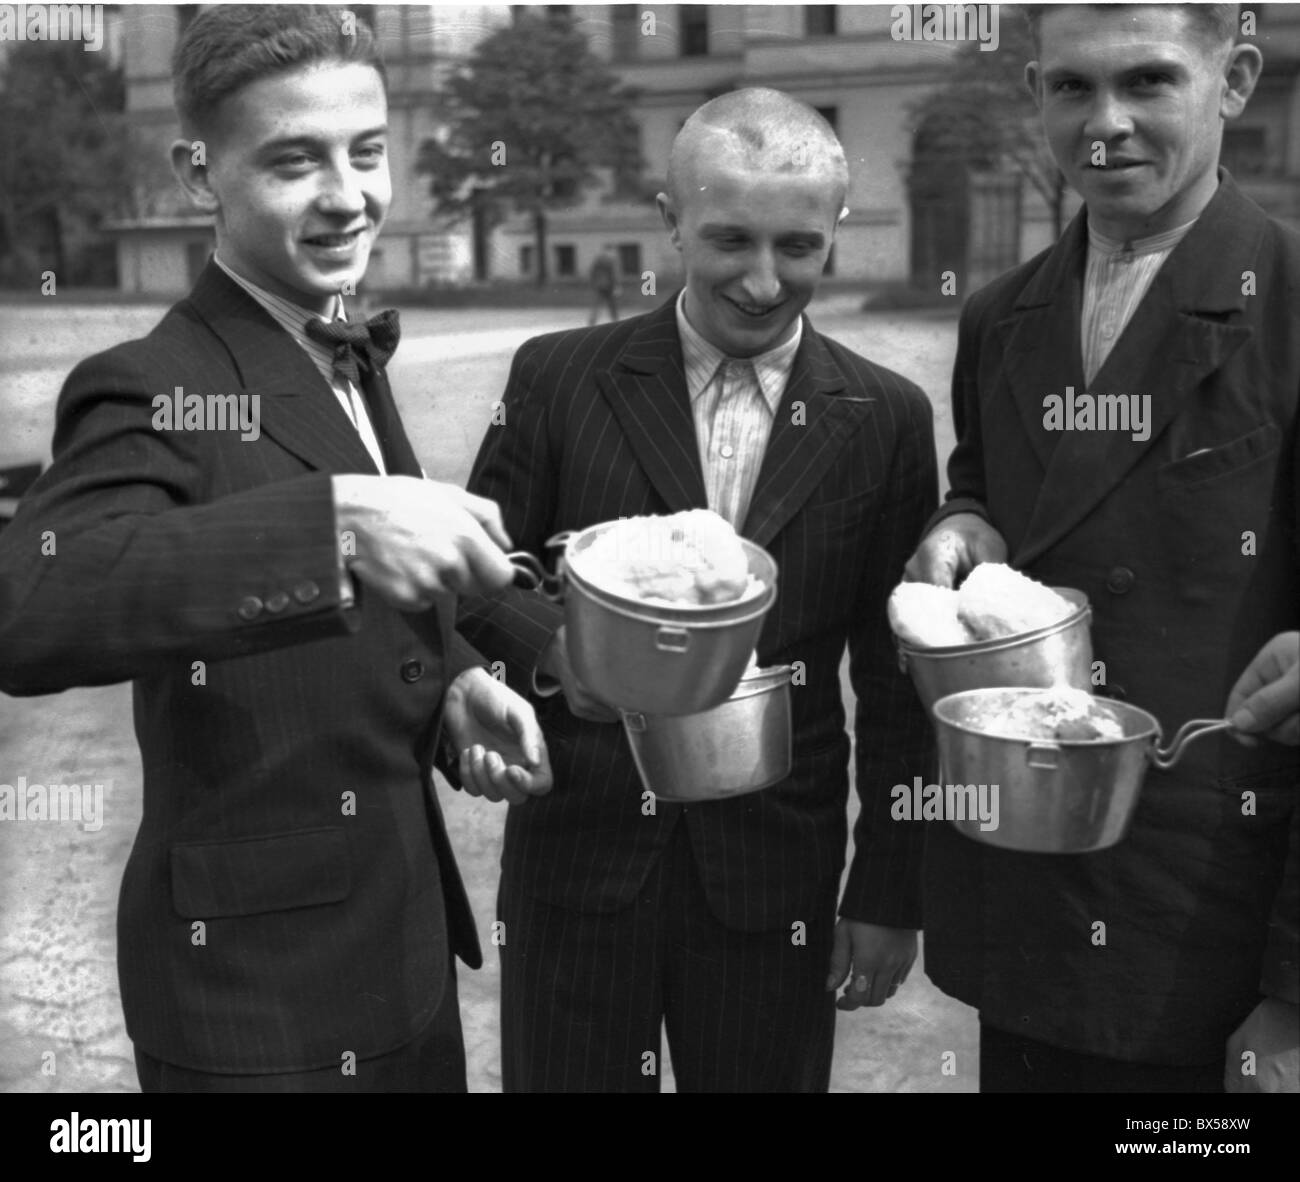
{"left": 656, "top": 192, "right": 683, "bottom": 250}
{"left": 170, "top": 137, "right": 220, "bottom": 215}
{"left": 1220, "top": 43, "right": 1263, "bottom": 119}
{"left": 1024, "top": 60, "right": 1044, "bottom": 110}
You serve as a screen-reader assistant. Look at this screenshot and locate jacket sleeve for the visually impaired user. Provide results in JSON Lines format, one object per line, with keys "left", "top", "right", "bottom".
{"left": 456, "top": 338, "right": 566, "bottom": 695}
{"left": 839, "top": 379, "right": 940, "bottom": 928}
{"left": 0, "top": 348, "right": 360, "bottom": 695}
{"left": 924, "top": 292, "right": 995, "bottom": 535}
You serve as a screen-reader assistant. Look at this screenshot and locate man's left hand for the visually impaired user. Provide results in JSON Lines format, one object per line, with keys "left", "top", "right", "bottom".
{"left": 442, "top": 667, "right": 553, "bottom": 805}
{"left": 826, "top": 920, "right": 917, "bottom": 1010}
{"left": 1224, "top": 998, "right": 1300, "bottom": 1092}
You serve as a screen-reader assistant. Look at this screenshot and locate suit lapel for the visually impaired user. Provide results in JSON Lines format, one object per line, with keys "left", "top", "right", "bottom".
{"left": 1003, "top": 175, "right": 1260, "bottom": 568}
{"left": 743, "top": 325, "right": 867, "bottom": 548}
{"left": 185, "top": 262, "right": 381, "bottom": 476}
{"left": 596, "top": 299, "right": 709, "bottom": 513}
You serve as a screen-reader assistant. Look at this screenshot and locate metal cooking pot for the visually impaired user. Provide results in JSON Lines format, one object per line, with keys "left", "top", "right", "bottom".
{"left": 930, "top": 687, "right": 1234, "bottom": 853}
{"left": 508, "top": 522, "right": 779, "bottom": 717}
{"left": 897, "top": 588, "right": 1093, "bottom": 713}
{"left": 621, "top": 664, "right": 792, "bottom": 802}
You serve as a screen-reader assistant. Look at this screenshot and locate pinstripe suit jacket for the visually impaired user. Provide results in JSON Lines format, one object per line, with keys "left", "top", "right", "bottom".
{"left": 0, "top": 261, "right": 483, "bottom": 1074}
{"left": 460, "top": 296, "right": 938, "bottom": 931}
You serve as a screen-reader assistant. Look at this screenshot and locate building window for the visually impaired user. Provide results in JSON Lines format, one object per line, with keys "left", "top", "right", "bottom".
{"left": 680, "top": 6, "right": 709, "bottom": 56}
{"left": 805, "top": 6, "right": 837, "bottom": 37}
{"left": 555, "top": 244, "right": 577, "bottom": 277}
{"left": 520, "top": 244, "right": 534, "bottom": 274}
{"left": 617, "top": 243, "right": 641, "bottom": 276}
{"left": 612, "top": 4, "right": 640, "bottom": 61}
{"left": 816, "top": 106, "right": 839, "bottom": 133}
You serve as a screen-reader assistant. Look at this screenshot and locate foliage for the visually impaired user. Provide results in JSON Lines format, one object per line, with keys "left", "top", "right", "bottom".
{"left": 415, "top": 11, "right": 643, "bottom": 284}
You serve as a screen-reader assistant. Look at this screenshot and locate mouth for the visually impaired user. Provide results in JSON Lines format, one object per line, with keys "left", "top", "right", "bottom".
{"left": 301, "top": 228, "right": 368, "bottom": 251}
{"left": 1089, "top": 160, "right": 1146, "bottom": 173}
{"left": 724, "top": 295, "right": 786, "bottom": 320}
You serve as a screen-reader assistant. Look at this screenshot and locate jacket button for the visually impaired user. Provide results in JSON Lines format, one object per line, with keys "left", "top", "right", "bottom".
{"left": 400, "top": 659, "right": 425, "bottom": 683}
{"left": 293, "top": 580, "right": 321, "bottom": 605}
{"left": 265, "top": 591, "right": 290, "bottom": 613}
{"left": 237, "top": 595, "right": 263, "bottom": 621}
{"left": 1105, "top": 566, "right": 1135, "bottom": 594}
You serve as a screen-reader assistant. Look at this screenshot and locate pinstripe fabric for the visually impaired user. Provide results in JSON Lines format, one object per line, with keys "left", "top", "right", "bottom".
{"left": 458, "top": 293, "right": 939, "bottom": 1089}
{"left": 1079, "top": 219, "right": 1193, "bottom": 384}
{"left": 0, "top": 261, "right": 483, "bottom": 1077}
{"left": 213, "top": 254, "right": 388, "bottom": 473}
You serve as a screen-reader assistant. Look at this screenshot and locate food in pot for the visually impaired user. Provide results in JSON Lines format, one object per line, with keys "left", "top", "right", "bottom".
{"left": 963, "top": 688, "right": 1125, "bottom": 741}
{"left": 956, "top": 563, "right": 1075, "bottom": 642}
{"left": 888, "top": 562, "right": 1074, "bottom": 648}
{"left": 575, "top": 509, "right": 759, "bottom": 605}
{"left": 887, "top": 583, "right": 973, "bottom": 647}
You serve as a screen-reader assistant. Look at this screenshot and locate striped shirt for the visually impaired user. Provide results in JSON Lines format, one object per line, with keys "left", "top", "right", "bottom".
{"left": 213, "top": 255, "right": 387, "bottom": 474}
{"left": 1081, "top": 218, "right": 1196, "bottom": 385}
{"left": 676, "top": 290, "right": 802, "bottom": 530}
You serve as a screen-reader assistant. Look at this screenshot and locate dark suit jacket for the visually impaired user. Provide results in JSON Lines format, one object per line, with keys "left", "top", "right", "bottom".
{"left": 0, "top": 261, "right": 483, "bottom": 1074}
{"left": 458, "top": 297, "right": 938, "bottom": 933}
{"left": 924, "top": 172, "right": 1300, "bottom": 1064}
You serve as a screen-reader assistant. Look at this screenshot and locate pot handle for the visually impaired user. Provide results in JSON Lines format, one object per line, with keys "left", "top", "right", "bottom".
{"left": 1151, "top": 718, "right": 1236, "bottom": 770}
{"left": 505, "top": 550, "right": 565, "bottom": 602}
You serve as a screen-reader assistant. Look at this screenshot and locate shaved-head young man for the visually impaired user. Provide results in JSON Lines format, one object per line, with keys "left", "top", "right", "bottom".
{"left": 459, "top": 87, "right": 940, "bottom": 1092}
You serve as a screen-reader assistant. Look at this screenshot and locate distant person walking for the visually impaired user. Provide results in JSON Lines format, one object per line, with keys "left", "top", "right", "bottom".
{"left": 588, "top": 246, "right": 621, "bottom": 325}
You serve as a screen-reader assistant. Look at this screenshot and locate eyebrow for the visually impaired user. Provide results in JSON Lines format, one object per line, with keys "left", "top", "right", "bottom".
{"left": 699, "top": 224, "right": 827, "bottom": 244}
{"left": 1041, "top": 57, "right": 1188, "bottom": 84}
{"left": 258, "top": 126, "right": 389, "bottom": 153}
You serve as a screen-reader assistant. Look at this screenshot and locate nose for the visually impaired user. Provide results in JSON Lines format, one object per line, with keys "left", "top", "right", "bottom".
{"left": 738, "top": 248, "right": 783, "bottom": 305}
{"left": 1083, "top": 88, "right": 1134, "bottom": 149}
{"left": 317, "top": 155, "right": 367, "bottom": 217}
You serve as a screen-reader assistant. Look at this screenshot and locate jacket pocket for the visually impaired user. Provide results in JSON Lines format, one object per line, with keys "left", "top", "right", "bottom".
{"left": 1156, "top": 423, "right": 1280, "bottom": 490}
{"left": 171, "top": 827, "right": 352, "bottom": 918}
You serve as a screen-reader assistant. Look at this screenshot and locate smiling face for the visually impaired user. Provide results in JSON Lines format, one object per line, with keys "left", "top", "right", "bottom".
{"left": 658, "top": 148, "right": 842, "bottom": 358}
{"left": 1026, "top": 5, "right": 1260, "bottom": 241}
{"left": 177, "top": 61, "right": 390, "bottom": 313}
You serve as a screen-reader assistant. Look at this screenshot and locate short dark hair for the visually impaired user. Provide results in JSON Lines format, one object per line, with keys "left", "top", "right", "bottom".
{"left": 173, "top": 5, "right": 386, "bottom": 138}
{"left": 1022, "top": 3, "right": 1241, "bottom": 57}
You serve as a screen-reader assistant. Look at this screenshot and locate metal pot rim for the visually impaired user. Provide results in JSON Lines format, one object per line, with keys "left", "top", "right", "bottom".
{"left": 566, "top": 560, "right": 775, "bottom": 627}
{"left": 932, "top": 687, "right": 1160, "bottom": 746}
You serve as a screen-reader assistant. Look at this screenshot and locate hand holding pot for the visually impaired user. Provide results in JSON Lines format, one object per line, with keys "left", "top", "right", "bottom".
{"left": 1227, "top": 631, "right": 1300, "bottom": 746}
{"left": 904, "top": 511, "right": 1007, "bottom": 589}
{"left": 539, "top": 625, "right": 620, "bottom": 723}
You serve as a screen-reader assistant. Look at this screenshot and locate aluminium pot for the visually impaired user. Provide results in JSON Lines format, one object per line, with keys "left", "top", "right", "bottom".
{"left": 930, "top": 687, "right": 1234, "bottom": 853}
{"left": 621, "top": 664, "right": 793, "bottom": 802}
{"left": 896, "top": 588, "right": 1093, "bottom": 713}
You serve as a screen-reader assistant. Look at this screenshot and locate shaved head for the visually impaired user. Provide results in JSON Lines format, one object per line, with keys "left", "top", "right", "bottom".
{"left": 666, "top": 88, "right": 849, "bottom": 213}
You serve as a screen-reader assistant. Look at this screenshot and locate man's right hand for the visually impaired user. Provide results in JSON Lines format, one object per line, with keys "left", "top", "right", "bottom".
{"left": 903, "top": 511, "right": 1008, "bottom": 588}
{"left": 332, "top": 474, "right": 517, "bottom": 609}
{"left": 538, "top": 624, "right": 620, "bottom": 722}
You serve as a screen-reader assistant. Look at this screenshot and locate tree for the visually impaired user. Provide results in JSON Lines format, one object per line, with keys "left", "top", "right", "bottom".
{"left": 906, "top": 7, "right": 1068, "bottom": 241}
{"left": 0, "top": 39, "right": 127, "bottom": 285}
{"left": 416, "top": 11, "right": 643, "bottom": 285}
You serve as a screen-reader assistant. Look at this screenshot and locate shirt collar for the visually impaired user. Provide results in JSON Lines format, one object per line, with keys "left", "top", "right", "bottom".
{"left": 213, "top": 254, "right": 347, "bottom": 387}
{"left": 675, "top": 289, "right": 801, "bottom": 414}
{"left": 1087, "top": 216, "right": 1198, "bottom": 259}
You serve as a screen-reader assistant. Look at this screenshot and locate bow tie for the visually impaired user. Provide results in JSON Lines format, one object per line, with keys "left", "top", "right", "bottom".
{"left": 305, "top": 309, "right": 400, "bottom": 386}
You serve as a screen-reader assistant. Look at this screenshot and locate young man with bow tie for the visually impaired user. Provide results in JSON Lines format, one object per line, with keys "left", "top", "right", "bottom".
{"left": 0, "top": 5, "right": 551, "bottom": 1092}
